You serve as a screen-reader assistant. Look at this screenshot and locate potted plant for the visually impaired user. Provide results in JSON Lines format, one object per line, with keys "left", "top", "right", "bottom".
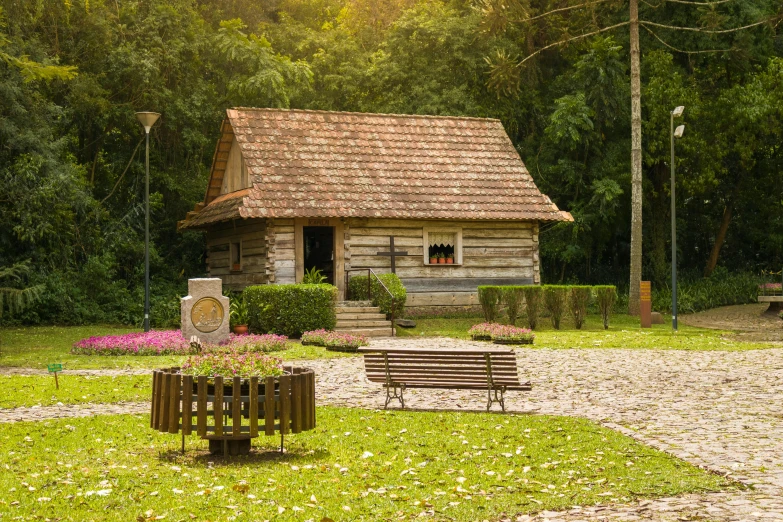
{"left": 438, "top": 252, "right": 446, "bottom": 264}
{"left": 445, "top": 253, "right": 454, "bottom": 264}
{"left": 229, "top": 296, "right": 249, "bottom": 335}
{"left": 323, "top": 332, "right": 370, "bottom": 353}
{"left": 492, "top": 325, "right": 535, "bottom": 345}
{"left": 468, "top": 322, "right": 495, "bottom": 341}
{"left": 429, "top": 252, "right": 438, "bottom": 265}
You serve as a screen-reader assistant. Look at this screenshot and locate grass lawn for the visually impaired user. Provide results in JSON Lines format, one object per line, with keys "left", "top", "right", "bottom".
{"left": 0, "top": 375, "right": 151, "bottom": 409}
{"left": 0, "top": 408, "right": 734, "bottom": 521}
{"left": 0, "top": 326, "right": 354, "bottom": 370}
{"left": 397, "top": 313, "right": 774, "bottom": 351}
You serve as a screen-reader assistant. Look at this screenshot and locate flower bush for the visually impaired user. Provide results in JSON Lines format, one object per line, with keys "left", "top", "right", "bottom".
{"left": 323, "top": 332, "right": 369, "bottom": 352}
{"left": 71, "top": 330, "right": 192, "bottom": 356}
{"left": 468, "top": 323, "right": 535, "bottom": 344}
{"left": 181, "top": 350, "right": 284, "bottom": 377}
{"left": 214, "top": 333, "right": 289, "bottom": 353}
{"left": 301, "top": 329, "right": 330, "bottom": 346}
{"left": 760, "top": 283, "right": 783, "bottom": 295}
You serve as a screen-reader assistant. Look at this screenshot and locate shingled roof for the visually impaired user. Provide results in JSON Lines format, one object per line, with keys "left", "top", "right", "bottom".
{"left": 178, "top": 108, "right": 571, "bottom": 229}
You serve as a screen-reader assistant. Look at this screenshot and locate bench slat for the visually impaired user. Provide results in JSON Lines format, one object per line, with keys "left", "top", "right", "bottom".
{"left": 359, "top": 347, "right": 516, "bottom": 355}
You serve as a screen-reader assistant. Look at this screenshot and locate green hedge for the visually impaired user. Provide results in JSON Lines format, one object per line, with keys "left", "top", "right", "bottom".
{"left": 594, "top": 286, "right": 617, "bottom": 330}
{"left": 521, "top": 286, "right": 542, "bottom": 330}
{"left": 503, "top": 286, "right": 525, "bottom": 325}
{"left": 651, "top": 270, "right": 762, "bottom": 314}
{"left": 348, "top": 274, "right": 407, "bottom": 318}
{"left": 569, "top": 286, "right": 592, "bottom": 329}
{"left": 477, "top": 286, "right": 503, "bottom": 322}
{"left": 543, "top": 285, "right": 569, "bottom": 329}
{"left": 244, "top": 284, "right": 337, "bottom": 337}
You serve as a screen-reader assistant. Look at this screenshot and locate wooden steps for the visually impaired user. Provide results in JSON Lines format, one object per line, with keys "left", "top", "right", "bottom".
{"left": 335, "top": 302, "right": 394, "bottom": 338}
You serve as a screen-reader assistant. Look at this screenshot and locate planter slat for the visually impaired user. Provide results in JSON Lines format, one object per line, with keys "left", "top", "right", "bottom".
{"left": 169, "top": 374, "right": 181, "bottom": 434}
{"left": 214, "top": 376, "right": 224, "bottom": 437}
{"left": 292, "top": 373, "right": 302, "bottom": 434}
{"left": 279, "top": 375, "right": 291, "bottom": 435}
{"left": 160, "top": 373, "right": 171, "bottom": 432}
{"left": 249, "top": 377, "right": 259, "bottom": 438}
{"left": 264, "top": 376, "right": 275, "bottom": 436}
{"left": 182, "top": 375, "right": 193, "bottom": 435}
{"left": 151, "top": 371, "right": 160, "bottom": 429}
{"left": 232, "top": 376, "right": 242, "bottom": 437}
{"left": 197, "top": 376, "right": 208, "bottom": 437}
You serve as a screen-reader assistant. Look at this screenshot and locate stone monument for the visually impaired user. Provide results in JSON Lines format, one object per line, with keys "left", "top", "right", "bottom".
{"left": 181, "top": 278, "right": 230, "bottom": 344}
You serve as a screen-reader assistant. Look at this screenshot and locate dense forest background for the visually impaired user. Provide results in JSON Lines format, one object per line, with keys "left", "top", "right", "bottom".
{"left": 1, "top": 0, "right": 781, "bottom": 325}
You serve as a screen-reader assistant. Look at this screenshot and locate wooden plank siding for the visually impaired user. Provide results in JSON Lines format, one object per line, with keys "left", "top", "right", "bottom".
{"left": 346, "top": 218, "right": 540, "bottom": 307}
{"left": 205, "top": 218, "right": 269, "bottom": 290}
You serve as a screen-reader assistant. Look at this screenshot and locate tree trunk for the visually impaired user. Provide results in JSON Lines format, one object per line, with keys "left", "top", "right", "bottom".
{"left": 704, "top": 187, "right": 737, "bottom": 277}
{"left": 628, "top": 0, "right": 643, "bottom": 315}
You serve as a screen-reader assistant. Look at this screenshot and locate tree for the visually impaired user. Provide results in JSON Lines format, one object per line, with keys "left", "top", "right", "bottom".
{"left": 0, "top": 261, "right": 43, "bottom": 320}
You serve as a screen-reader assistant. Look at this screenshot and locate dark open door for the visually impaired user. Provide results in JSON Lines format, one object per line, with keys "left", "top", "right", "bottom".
{"left": 303, "top": 226, "right": 334, "bottom": 284}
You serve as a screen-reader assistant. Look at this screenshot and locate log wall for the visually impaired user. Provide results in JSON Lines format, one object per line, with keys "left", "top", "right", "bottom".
{"left": 205, "top": 218, "right": 269, "bottom": 290}
{"left": 346, "top": 218, "right": 540, "bottom": 307}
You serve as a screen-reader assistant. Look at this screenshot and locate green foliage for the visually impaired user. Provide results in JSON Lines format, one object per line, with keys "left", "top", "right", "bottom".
{"left": 477, "top": 286, "right": 503, "bottom": 322}
{"left": 652, "top": 270, "right": 763, "bottom": 314}
{"left": 302, "top": 266, "right": 327, "bottom": 284}
{"left": 521, "top": 286, "right": 543, "bottom": 330}
{"left": 0, "top": 261, "right": 44, "bottom": 319}
{"left": 244, "top": 284, "right": 337, "bottom": 337}
{"left": 348, "top": 274, "right": 406, "bottom": 318}
{"left": 594, "top": 286, "right": 618, "bottom": 330}
{"left": 543, "top": 286, "right": 569, "bottom": 330}
{"left": 502, "top": 286, "right": 525, "bottom": 325}
{"left": 569, "top": 286, "right": 592, "bottom": 329}
{"left": 229, "top": 296, "right": 249, "bottom": 326}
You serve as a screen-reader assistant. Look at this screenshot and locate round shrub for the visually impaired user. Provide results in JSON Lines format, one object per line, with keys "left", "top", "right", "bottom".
{"left": 244, "top": 284, "right": 337, "bottom": 337}
{"left": 348, "top": 273, "right": 407, "bottom": 318}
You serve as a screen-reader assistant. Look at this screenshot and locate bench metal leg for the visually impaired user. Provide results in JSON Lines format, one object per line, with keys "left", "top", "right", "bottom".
{"left": 385, "top": 384, "right": 405, "bottom": 409}
{"left": 486, "top": 386, "right": 506, "bottom": 412}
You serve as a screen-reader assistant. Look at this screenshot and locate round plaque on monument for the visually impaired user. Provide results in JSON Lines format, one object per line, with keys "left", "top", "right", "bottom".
{"left": 191, "top": 297, "right": 225, "bottom": 333}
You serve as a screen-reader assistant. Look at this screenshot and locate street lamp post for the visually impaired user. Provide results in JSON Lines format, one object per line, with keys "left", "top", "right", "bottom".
{"left": 670, "top": 106, "right": 685, "bottom": 331}
{"left": 136, "top": 111, "right": 161, "bottom": 332}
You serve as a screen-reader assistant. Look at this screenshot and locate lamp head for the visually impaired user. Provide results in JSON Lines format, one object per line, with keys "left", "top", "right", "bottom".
{"left": 135, "top": 112, "right": 161, "bottom": 133}
{"left": 672, "top": 106, "right": 685, "bottom": 118}
{"left": 674, "top": 124, "right": 685, "bottom": 138}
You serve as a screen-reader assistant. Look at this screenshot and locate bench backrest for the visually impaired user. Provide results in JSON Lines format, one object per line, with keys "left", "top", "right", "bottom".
{"left": 361, "top": 348, "right": 520, "bottom": 388}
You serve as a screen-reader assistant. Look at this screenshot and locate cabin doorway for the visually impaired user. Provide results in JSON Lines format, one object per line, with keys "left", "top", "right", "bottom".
{"left": 303, "top": 226, "right": 334, "bottom": 284}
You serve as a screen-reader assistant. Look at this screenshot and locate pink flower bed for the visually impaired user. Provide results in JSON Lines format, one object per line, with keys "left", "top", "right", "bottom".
{"left": 71, "top": 330, "right": 192, "bottom": 356}
{"left": 468, "top": 322, "right": 535, "bottom": 342}
{"left": 759, "top": 283, "right": 782, "bottom": 292}
{"left": 301, "top": 330, "right": 369, "bottom": 351}
{"left": 72, "top": 331, "right": 289, "bottom": 356}
{"left": 301, "top": 329, "right": 330, "bottom": 345}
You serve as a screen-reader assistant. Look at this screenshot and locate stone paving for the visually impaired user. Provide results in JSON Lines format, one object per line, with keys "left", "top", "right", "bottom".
{"left": 3, "top": 337, "right": 783, "bottom": 520}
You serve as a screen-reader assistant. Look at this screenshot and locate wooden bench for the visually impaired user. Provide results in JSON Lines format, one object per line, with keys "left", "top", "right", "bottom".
{"left": 359, "top": 347, "right": 531, "bottom": 412}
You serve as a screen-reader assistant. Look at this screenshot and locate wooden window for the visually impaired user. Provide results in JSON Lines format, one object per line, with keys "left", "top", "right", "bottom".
{"left": 230, "top": 241, "right": 242, "bottom": 272}
{"left": 423, "top": 228, "right": 462, "bottom": 265}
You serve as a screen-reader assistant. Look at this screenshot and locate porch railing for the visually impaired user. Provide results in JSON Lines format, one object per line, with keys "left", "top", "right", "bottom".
{"left": 344, "top": 268, "right": 396, "bottom": 337}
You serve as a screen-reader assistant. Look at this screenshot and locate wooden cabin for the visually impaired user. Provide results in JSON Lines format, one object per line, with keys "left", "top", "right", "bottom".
{"left": 178, "top": 108, "right": 572, "bottom": 308}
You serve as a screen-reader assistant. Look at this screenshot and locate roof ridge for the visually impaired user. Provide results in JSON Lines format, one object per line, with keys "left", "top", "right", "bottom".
{"left": 229, "top": 107, "right": 502, "bottom": 123}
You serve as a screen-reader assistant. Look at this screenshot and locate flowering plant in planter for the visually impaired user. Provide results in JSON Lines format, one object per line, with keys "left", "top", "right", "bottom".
{"left": 301, "top": 329, "right": 330, "bottom": 346}
{"left": 468, "top": 322, "right": 504, "bottom": 341}
{"left": 323, "top": 332, "right": 370, "bottom": 352}
{"left": 211, "top": 333, "right": 289, "bottom": 353}
{"left": 759, "top": 282, "right": 783, "bottom": 296}
{"left": 491, "top": 325, "right": 535, "bottom": 345}
{"left": 71, "top": 330, "right": 193, "bottom": 356}
{"left": 181, "top": 350, "right": 285, "bottom": 378}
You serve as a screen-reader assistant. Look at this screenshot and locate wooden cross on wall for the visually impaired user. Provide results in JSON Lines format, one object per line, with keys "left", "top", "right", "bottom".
{"left": 375, "top": 236, "right": 409, "bottom": 274}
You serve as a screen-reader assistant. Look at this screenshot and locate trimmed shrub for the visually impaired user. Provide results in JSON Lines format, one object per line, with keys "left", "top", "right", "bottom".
{"left": 348, "top": 274, "right": 407, "bottom": 318}
{"left": 543, "top": 285, "right": 569, "bottom": 329}
{"left": 521, "top": 286, "right": 542, "bottom": 330}
{"left": 478, "top": 286, "right": 503, "bottom": 322}
{"left": 651, "top": 270, "right": 762, "bottom": 314}
{"left": 569, "top": 286, "right": 592, "bottom": 329}
{"left": 594, "top": 286, "right": 617, "bottom": 329}
{"left": 503, "top": 286, "right": 525, "bottom": 325}
{"left": 244, "top": 284, "right": 337, "bottom": 338}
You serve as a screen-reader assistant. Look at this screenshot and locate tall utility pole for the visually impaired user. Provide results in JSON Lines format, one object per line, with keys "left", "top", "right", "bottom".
{"left": 136, "top": 112, "right": 161, "bottom": 332}
{"left": 629, "top": 0, "right": 643, "bottom": 316}
{"left": 670, "top": 106, "right": 685, "bottom": 330}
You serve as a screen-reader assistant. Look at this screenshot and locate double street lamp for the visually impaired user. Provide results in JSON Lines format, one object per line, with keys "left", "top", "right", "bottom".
{"left": 136, "top": 111, "right": 161, "bottom": 332}
{"left": 670, "top": 106, "right": 685, "bottom": 331}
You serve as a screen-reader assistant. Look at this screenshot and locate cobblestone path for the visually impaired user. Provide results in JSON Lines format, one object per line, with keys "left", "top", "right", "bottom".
{"left": 3, "top": 337, "right": 783, "bottom": 520}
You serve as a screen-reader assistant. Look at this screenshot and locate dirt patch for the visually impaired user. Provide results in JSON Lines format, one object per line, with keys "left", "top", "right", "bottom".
{"left": 681, "top": 304, "right": 783, "bottom": 343}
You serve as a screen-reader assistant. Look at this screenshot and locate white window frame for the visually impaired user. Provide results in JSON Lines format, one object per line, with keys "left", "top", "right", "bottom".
{"left": 423, "top": 227, "right": 462, "bottom": 266}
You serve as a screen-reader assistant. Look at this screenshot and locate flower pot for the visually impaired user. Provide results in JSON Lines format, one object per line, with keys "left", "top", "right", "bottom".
{"left": 232, "top": 263, "right": 241, "bottom": 272}
{"left": 438, "top": 258, "right": 446, "bottom": 264}
{"left": 232, "top": 325, "right": 248, "bottom": 335}
{"left": 429, "top": 258, "right": 438, "bottom": 264}
{"left": 446, "top": 258, "right": 454, "bottom": 264}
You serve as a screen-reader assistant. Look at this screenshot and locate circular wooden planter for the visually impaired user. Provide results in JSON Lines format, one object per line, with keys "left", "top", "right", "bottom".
{"left": 150, "top": 366, "right": 316, "bottom": 456}
{"left": 493, "top": 338, "right": 534, "bottom": 345}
